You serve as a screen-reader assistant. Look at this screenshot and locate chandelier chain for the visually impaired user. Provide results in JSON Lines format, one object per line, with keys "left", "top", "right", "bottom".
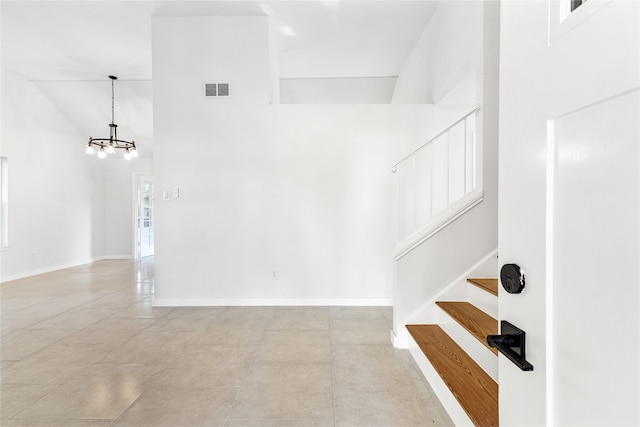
{"left": 111, "top": 77, "right": 115, "bottom": 124}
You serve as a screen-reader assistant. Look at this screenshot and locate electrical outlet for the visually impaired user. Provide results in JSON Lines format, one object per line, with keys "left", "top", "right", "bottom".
{"left": 271, "top": 269, "right": 279, "bottom": 280}
{"left": 173, "top": 187, "right": 180, "bottom": 198}
{"left": 163, "top": 191, "right": 169, "bottom": 200}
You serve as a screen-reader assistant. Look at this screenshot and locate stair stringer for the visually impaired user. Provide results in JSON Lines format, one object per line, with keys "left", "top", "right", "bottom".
{"left": 408, "top": 334, "right": 475, "bottom": 427}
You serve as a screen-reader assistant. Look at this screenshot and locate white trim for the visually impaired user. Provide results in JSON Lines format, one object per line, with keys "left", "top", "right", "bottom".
{"left": 545, "top": 119, "right": 556, "bottom": 427}
{"left": 104, "top": 255, "right": 133, "bottom": 260}
{"left": 132, "top": 172, "right": 141, "bottom": 260}
{"left": 394, "top": 189, "right": 484, "bottom": 261}
{"left": 0, "top": 156, "right": 8, "bottom": 248}
{"left": 391, "top": 329, "right": 408, "bottom": 348}
{"left": 152, "top": 297, "right": 393, "bottom": 307}
{"left": 1, "top": 257, "right": 104, "bottom": 283}
{"left": 133, "top": 172, "right": 154, "bottom": 260}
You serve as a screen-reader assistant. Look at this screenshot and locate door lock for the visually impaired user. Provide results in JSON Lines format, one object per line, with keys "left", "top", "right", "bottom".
{"left": 500, "top": 263, "right": 525, "bottom": 294}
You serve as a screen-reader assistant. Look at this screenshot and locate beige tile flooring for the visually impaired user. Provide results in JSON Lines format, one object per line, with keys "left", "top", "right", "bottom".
{"left": 1, "top": 259, "right": 453, "bottom": 426}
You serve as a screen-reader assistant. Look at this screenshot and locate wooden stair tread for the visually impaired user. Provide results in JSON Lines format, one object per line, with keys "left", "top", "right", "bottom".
{"left": 436, "top": 301, "right": 498, "bottom": 355}
{"left": 407, "top": 324, "right": 498, "bottom": 427}
{"left": 467, "top": 278, "right": 499, "bottom": 296}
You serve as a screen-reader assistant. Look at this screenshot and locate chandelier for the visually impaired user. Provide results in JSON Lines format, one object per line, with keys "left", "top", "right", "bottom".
{"left": 86, "top": 75, "right": 138, "bottom": 160}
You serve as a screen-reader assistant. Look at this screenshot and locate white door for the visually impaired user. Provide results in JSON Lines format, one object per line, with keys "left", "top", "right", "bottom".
{"left": 136, "top": 175, "right": 154, "bottom": 258}
{"left": 499, "top": 1, "right": 639, "bottom": 426}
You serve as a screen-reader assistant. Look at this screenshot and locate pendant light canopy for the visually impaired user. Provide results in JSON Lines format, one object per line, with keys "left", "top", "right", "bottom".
{"left": 86, "top": 75, "right": 138, "bottom": 160}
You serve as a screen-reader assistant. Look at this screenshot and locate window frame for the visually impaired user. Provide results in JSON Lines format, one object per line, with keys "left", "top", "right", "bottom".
{"left": 0, "top": 156, "right": 8, "bottom": 249}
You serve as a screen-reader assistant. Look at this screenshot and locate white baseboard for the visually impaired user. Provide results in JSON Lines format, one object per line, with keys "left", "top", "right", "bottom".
{"left": 391, "top": 328, "right": 410, "bottom": 349}
{"left": 1, "top": 257, "right": 103, "bottom": 283}
{"left": 103, "top": 255, "right": 134, "bottom": 260}
{"left": 391, "top": 325, "right": 411, "bottom": 349}
{"left": 152, "top": 297, "right": 393, "bottom": 307}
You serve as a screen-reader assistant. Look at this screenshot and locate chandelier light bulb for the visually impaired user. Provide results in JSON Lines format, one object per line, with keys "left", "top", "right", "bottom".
{"left": 130, "top": 147, "right": 139, "bottom": 158}
{"left": 98, "top": 149, "right": 107, "bottom": 159}
{"left": 124, "top": 150, "right": 132, "bottom": 160}
{"left": 86, "top": 144, "right": 95, "bottom": 155}
{"left": 106, "top": 144, "right": 115, "bottom": 154}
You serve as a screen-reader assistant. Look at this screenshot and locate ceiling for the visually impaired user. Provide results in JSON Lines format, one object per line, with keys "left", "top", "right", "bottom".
{"left": 1, "top": 0, "right": 439, "bottom": 158}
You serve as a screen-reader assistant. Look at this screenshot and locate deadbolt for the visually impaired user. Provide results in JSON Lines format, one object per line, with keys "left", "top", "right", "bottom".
{"left": 500, "top": 263, "right": 525, "bottom": 294}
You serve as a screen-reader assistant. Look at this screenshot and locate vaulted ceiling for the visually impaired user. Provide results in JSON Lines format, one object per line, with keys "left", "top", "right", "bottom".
{"left": 1, "top": 0, "right": 438, "bottom": 157}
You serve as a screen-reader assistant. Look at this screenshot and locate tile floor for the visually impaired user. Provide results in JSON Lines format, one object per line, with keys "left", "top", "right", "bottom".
{"left": 1, "top": 259, "right": 453, "bottom": 426}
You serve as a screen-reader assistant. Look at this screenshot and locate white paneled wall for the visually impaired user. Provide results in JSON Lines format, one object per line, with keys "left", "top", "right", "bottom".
{"left": 395, "top": 109, "right": 480, "bottom": 247}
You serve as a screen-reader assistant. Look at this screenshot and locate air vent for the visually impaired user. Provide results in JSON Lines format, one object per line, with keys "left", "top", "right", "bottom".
{"left": 205, "top": 83, "right": 231, "bottom": 98}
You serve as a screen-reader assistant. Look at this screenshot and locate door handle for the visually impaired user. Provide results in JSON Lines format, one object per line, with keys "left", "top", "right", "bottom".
{"left": 487, "top": 320, "right": 534, "bottom": 371}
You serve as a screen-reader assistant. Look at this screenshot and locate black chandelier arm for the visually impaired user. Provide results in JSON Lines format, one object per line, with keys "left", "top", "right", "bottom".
{"left": 88, "top": 138, "right": 136, "bottom": 149}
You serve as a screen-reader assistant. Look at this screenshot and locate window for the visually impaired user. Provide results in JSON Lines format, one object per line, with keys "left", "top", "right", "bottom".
{"left": 553, "top": 0, "right": 609, "bottom": 41}
{"left": 0, "top": 157, "right": 7, "bottom": 248}
{"left": 561, "top": 0, "right": 588, "bottom": 21}
{"left": 571, "top": 0, "right": 585, "bottom": 12}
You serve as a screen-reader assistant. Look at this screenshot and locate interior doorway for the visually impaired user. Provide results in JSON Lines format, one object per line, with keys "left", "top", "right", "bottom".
{"left": 135, "top": 174, "right": 154, "bottom": 258}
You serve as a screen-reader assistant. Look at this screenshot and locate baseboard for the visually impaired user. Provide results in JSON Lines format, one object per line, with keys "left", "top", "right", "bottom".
{"left": 103, "top": 255, "right": 134, "bottom": 260}
{"left": 1, "top": 257, "right": 103, "bottom": 283}
{"left": 391, "top": 329, "right": 410, "bottom": 348}
{"left": 152, "top": 297, "right": 393, "bottom": 307}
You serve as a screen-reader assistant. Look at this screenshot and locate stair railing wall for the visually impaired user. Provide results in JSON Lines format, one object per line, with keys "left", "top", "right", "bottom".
{"left": 393, "top": 106, "right": 483, "bottom": 260}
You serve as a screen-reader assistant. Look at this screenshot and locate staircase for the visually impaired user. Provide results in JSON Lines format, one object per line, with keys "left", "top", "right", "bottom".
{"left": 407, "top": 278, "right": 499, "bottom": 427}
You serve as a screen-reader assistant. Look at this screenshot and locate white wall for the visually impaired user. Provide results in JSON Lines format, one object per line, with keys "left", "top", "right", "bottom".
{"left": 152, "top": 15, "right": 439, "bottom": 305}
{"left": 392, "top": 1, "right": 484, "bottom": 105}
{"left": 280, "top": 77, "right": 398, "bottom": 104}
{"left": 392, "top": 1, "right": 500, "bottom": 343}
{"left": 104, "top": 158, "right": 153, "bottom": 258}
{"left": 0, "top": 70, "right": 106, "bottom": 281}
{"left": 0, "top": 71, "right": 151, "bottom": 280}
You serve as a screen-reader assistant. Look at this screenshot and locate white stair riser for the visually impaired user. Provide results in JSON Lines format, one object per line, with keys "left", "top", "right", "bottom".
{"left": 437, "top": 309, "right": 498, "bottom": 382}
{"left": 468, "top": 283, "right": 498, "bottom": 318}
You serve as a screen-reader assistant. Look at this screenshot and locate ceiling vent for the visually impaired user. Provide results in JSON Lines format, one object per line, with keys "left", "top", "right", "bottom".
{"left": 205, "top": 83, "right": 230, "bottom": 98}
